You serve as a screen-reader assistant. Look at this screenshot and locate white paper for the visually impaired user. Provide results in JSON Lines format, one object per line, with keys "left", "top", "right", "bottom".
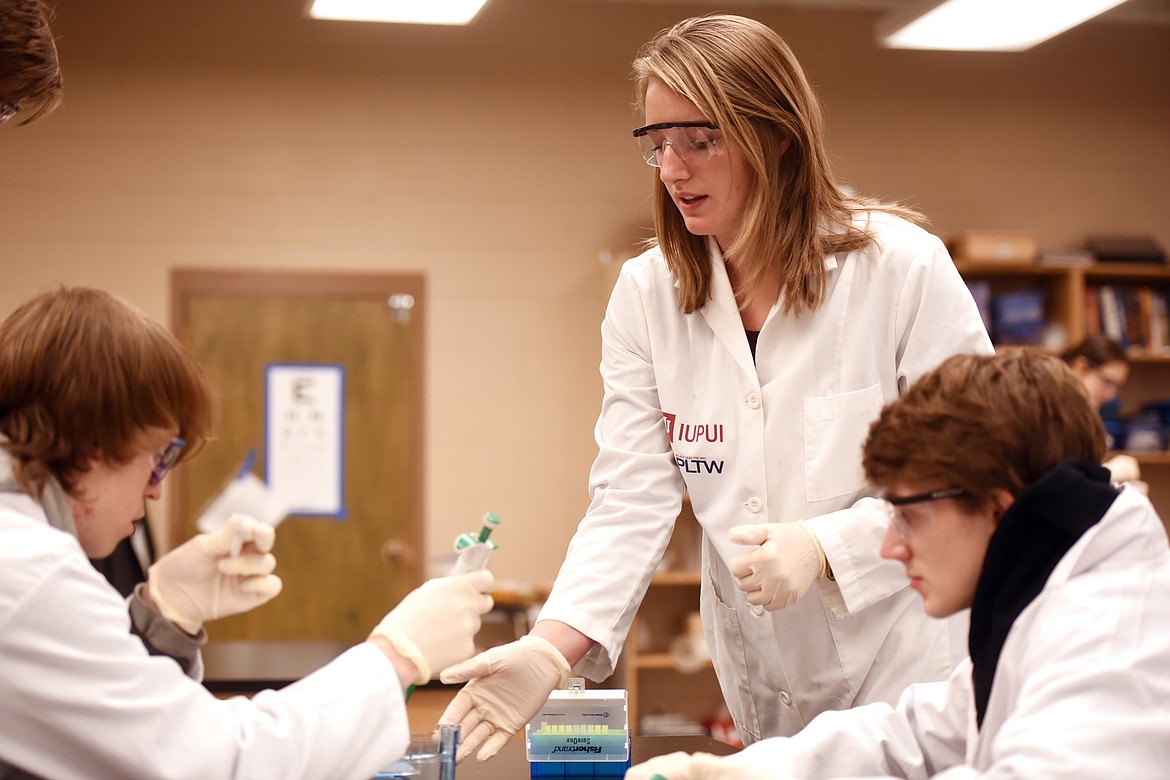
{"left": 265, "top": 363, "right": 346, "bottom": 517}
{"left": 195, "top": 472, "right": 289, "bottom": 534}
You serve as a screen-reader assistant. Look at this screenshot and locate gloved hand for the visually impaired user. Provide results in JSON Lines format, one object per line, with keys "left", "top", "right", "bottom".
{"left": 626, "top": 750, "right": 778, "bottom": 780}
{"left": 369, "top": 569, "right": 494, "bottom": 685}
{"left": 147, "top": 514, "right": 283, "bottom": 634}
{"left": 1104, "top": 453, "right": 1141, "bottom": 483}
{"left": 728, "top": 521, "right": 826, "bottom": 611}
{"left": 438, "top": 635, "right": 571, "bottom": 762}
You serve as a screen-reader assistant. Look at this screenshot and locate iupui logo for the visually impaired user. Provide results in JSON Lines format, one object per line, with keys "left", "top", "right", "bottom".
{"left": 663, "top": 412, "right": 677, "bottom": 440}
{"left": 662, "top": 411, "right": 724, "bottom": 443}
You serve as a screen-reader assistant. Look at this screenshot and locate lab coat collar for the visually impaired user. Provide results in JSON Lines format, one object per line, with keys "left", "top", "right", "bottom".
{"left": 968, "top": 460, "right": 1117, "bottom": 728}
{"left": 699, "top": 240, "right": 758, "bottom": 379}
{"left": 697, "top": 239, "right": 838, "bottom": 379}
{"left": 0, "top": 444, "right": 78, "bottom": 537}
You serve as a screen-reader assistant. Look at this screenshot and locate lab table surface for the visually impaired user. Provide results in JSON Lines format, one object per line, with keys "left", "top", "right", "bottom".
{"left": 448, "top": 734, "right": 738, "bottom": 779}
{"left": 200, "top": 641, "right": 740, "bottom": 778}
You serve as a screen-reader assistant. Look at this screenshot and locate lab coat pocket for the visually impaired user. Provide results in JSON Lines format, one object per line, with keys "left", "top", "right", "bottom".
{"left": 802, "top": 384, "right": 884, "bottom": 502}
{"left": 701, "top": 580, "right": 762, "bottom": 742}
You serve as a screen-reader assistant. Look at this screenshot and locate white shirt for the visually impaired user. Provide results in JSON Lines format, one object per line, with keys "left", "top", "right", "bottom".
{"left": 0, "top": 489, "right": 409, "bottom": 780}
{"left": 539, "top": 212, "right": 994, "bottom": 740}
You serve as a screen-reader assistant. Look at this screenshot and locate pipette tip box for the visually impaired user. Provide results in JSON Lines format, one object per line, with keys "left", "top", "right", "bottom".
{"left": 525, "top": 680, "right": 630, "bottom": 777}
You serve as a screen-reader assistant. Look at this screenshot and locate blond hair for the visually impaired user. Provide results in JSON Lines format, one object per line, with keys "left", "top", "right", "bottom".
{"left": 632, "top": 14, "right": 920, "bottom": 315}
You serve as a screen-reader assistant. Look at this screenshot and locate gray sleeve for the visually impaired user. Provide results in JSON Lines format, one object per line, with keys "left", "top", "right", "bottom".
{"left": 127, "top": 583, "right": 207, "bottom": 681}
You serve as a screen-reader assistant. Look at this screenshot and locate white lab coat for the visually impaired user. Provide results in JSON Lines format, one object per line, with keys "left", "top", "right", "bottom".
{"left": 538, "top": 212, "right": 993, "bottom": 740}
{"left": 0, "top": 488, "right": 409, "bottom": 779}
{"left": 729, "top": 485, "right": 1170, "bottom": 778}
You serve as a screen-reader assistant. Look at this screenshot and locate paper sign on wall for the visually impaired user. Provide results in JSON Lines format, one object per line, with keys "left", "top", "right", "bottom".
{"left": 264, "top": 363, "right": 347, "bottom": 518}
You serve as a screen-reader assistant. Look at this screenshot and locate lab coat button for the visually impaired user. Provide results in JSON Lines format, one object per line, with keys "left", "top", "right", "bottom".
{"left": 746, "top": 392, "right": 761, "bottom": 409}
{"left": 779, "top": 691, "right": 793, "bottom": 706}
{"left": 747, "top": 496, "right": 762, "bottom": 512}
{"left": 750, "top": 604, "right": 766, "bottom": 617}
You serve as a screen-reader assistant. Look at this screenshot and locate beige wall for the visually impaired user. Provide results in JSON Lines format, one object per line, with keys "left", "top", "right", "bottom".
{"left": 2, "top": 0, "right": 1168, "bottom": 585}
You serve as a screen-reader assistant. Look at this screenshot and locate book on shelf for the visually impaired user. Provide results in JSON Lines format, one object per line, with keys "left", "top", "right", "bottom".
{"left": 965, "top": 280, "right": 992, "bottom": 334}
{"left": 992, "top": 288, "right": 1046, "bottom": 345}
{"left": 1087, "top": 235, "right": 1167, "bottom": 265}
{"left": 1037, "top": 246, "right": 1095, "bottom": 267}
{"left": 1085, "top": 287, "right": 1101, "bottom": 338}
{"left": 1098, "top": 285, "right": 1128, "bottom": 346}
{"left": 1151, "top": 291, "right": 1170, "bottom": 352}
{"left": 1086, "top": 284, "right": 1170, "bottom": 354}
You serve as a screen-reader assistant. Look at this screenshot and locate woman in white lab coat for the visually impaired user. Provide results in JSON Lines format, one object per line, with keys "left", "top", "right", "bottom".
{"left": 0, "top": 286, "right": 494, "bottom": 780}
{"left": 626, "top": 350, "right": 1170, "bottom": 779}
{"left": 439, "top": 14, "right": 992, "bottom": 759}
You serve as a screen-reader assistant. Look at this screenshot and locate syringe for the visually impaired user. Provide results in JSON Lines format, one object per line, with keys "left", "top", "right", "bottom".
{"left": 451, "top": 512, "right": 501, "bottom": 574}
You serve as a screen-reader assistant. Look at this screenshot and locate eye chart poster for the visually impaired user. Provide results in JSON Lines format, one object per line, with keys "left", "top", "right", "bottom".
{"left": 264, "top": 363, "right": 347, "bottom": 518}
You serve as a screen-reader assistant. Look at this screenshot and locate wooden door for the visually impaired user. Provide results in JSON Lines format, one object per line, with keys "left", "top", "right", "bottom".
{"left": 171, "top": 269, "right": 424, "bottom": 643}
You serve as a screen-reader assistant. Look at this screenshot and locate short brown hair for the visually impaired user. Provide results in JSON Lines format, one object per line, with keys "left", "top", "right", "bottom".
{"left": 863, "top": 350, "right": 1107, "bottom": 503}
{"left": 0, "top": 0, "right": 63, "bottom": 123}
{"left": 0, "top": 286, "right": 214, "bottom": 496}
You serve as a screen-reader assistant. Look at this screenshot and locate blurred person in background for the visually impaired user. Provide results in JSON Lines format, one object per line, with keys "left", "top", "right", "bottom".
{"left": 1060, "top": 335, "right": 1146, "bottom": 492}
{"left": 1060, "top": 334, "right": 1129, "bottom": 409}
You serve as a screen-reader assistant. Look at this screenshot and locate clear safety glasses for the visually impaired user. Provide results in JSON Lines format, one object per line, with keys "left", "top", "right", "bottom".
{"left": 632, "top": 121, "right": 722, "bottom": 168}
{"left": 149, "top": 438, "right": 186, "bottom": 486}
{"left": 882, "top": 487, "right": 967, "bottom": 540}
{"left": 0, "top": 95, "right": 19, "bottom": 125}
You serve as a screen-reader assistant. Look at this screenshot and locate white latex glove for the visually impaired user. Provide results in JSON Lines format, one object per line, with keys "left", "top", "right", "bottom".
{"left": 728, "top": 521, "right": 826, "bottom": 611}
{"left": 147, "top": 513, "right": 282, "bottom": 634}
{"left": 438, "top": 635, "right": 571, "bottom": 762}
{"left": 626, "top": 750, "right": 778, "bottom": 780}
{"left": 1104, "top": 453, "right": 1141, "bottom": 483}
{"left": 369, "top": 569, "right": 494, "bottom": 685}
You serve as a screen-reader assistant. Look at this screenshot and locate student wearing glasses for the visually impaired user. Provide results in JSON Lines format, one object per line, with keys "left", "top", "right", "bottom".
{"left": 0, "top": 0, "right": 62, "bottom": 125}
{"left": 1060, "top": 334, "right": 1130, "bottom": 409}
{"left": 1059, "top": 334, "right": 1147, "bottom": 494}
{"left": 440, "top": 13, "right": 991, "bottom": 761}
{"left": 627, "top": 350, "right": 1170, "bottom": 779}
{"left": 0, "top": 286, "right": 494, "bottom": 779}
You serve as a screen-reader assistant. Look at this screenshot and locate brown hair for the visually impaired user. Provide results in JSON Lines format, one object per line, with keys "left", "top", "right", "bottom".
{"left": 0, "top": 0, "right": 63, "bottom": 123}
{"left": 632, "top": 13, "right": 921, "bottom": 316}
{"left": 863, "top": 349, "right": 1107, "bottom": 504}
{"left": 0, "top": 286, "right": 214, "bottom": 496}
{"left": 1059, "top": 334, "right": 1128, "bottom": 369}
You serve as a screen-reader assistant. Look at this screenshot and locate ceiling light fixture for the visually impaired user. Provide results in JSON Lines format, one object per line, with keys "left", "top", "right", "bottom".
{"left": 307, "top": 0, "right": 489, "bottom": 25}
{"left": 878, "top": 0, "right": 1131, "bottom": 51}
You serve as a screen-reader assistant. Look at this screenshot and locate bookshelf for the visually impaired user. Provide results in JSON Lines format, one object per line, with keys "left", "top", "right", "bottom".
{"left": 955, "top": 259, "right": 1170, "bottom": 539}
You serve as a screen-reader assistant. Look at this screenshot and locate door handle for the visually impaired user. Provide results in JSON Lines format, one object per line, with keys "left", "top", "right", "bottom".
{"left": 380, "top": 538, "right": 413, "bottom": 567}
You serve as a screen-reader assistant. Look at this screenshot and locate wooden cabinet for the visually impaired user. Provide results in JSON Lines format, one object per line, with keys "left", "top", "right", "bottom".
{"left": 955, "top": 259, "right": 1170, "bottom": 538}
{"left": 615, "top": 500, "right": 728, "bottom": 737}
{"left": 955, "top": 260, "right": 1170, "bottom": 350}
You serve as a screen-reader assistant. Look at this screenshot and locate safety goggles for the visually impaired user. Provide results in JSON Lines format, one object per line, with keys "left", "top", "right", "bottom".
{"left": 632, "top": 121, "right": 722, "bottom": 168}
{"left": 882, "top": 487, "right": 966, "bottom": 540}
{"left": 149, "top": 438, "right": 186, "bottom": 486}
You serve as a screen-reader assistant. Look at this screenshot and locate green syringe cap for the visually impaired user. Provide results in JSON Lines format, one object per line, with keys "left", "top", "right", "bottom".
{"left": 455, "top": 533, "right": 498, "bottom": 552}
